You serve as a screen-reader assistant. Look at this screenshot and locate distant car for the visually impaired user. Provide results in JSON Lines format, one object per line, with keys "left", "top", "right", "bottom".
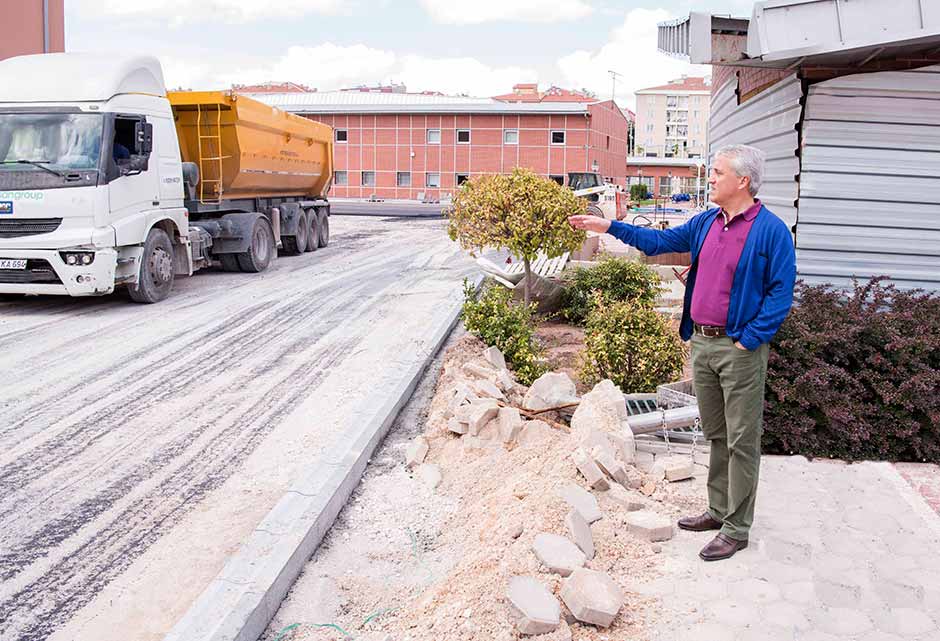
{"left": 671, "top": 193, "right": 691, "bottom": 202}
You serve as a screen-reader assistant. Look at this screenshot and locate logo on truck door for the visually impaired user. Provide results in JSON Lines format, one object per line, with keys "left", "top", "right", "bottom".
{"left": 0, "top": 202, "right": 12, "bottom": 215}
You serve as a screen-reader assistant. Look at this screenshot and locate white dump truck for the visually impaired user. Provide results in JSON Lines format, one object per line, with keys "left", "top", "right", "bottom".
{"left": 0, "top": 53, "right": 334, "bottom": 303}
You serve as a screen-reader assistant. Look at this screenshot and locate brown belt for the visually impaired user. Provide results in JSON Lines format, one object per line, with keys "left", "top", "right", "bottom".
{"left": 694, "top": 323, "right": 727, "bottom": 338}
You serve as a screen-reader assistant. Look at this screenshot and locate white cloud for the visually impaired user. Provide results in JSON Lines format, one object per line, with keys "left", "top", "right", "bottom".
{"left": 154, "top": 44, "right": 536, "bottom": 98}
{"left": 556, "top": 8, "right": 711, "bottom": 110}
{"left": 76, "top": 0, "right": 343, "bottom": 24}
{"left": 419, "top": 0, "right": 593, "bottom": 24}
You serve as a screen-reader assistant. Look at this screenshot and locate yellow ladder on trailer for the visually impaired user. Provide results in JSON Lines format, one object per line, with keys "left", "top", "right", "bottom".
{"left": 196, "top": 103, "right": 226, "bottom": 205}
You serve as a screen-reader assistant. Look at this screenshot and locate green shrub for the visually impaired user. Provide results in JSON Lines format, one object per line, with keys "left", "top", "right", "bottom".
{"left": 461, "top": 280, "right": 548, "bottom": 385}
{"left": 580, "top": 295, "right": 685, "bottom": 393}
{"left": 630, "top": 183, "right": 649, "bottom": 201}
{"left": 560, "top": 255, "right": 662, "bottom": 325}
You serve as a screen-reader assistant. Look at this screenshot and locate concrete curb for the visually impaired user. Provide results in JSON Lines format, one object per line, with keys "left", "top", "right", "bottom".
{"left": 163, "top": 275, "right": 482, "bottom": 641}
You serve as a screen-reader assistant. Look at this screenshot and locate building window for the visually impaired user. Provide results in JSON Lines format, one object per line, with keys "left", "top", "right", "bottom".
{"left": 397, "top": 172, "right": 411, "bottom": 187}
{"left": 361, "top": 171, "right": 375, "bottom": 187}
{"left": 457, "top": 129, "right": 471, "bottom": 144}
{"left": 335, "top": 129, "right": 348, "bottom": 143}
{"left": 645, "top": 152, "right": 657, "bottom": 157}
{"left": 334, "top": 170, "right": 348, "bottom": 185}
{"left": 426, "top": 172, "right": 440, "bottom": 188}
{"left": 551, "top": 131, "right": 565, "bottom": 145}
{"left": 693, "top": 96, "right": 701, "bottom": 106}
{"left": 503, "top": 129, "right": 519, "bottom": 145}
{"left": 456, "top": 173, "right": 469, "bottom": 185}
{"left": 427, "top": 129, "right": 441, "bottom": 144}
{"left": 549, "top": 175, "right": 564, "bottom": 186}
{"left": 659, "top": 176, "right": 671, "bottom": 194}
{"left": 646, "top": 123, "right": 654, "bottom": 132}
{"left": 606, "top": 135, "right": 610, "bottom": 150}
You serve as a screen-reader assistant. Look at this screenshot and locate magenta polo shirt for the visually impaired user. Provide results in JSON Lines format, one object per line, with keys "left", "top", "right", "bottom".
{"left": 690, "top": 200, "right": 762, "bottom": 327}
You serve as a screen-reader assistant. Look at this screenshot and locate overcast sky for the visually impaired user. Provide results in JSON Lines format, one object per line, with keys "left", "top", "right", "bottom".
{"left": 65, "top": 0, "right": 755, "bottom": 109}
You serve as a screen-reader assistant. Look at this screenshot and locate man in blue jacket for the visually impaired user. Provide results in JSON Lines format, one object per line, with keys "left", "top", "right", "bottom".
{"left": 569, "top": 144, "right": 796, "bottom": 561}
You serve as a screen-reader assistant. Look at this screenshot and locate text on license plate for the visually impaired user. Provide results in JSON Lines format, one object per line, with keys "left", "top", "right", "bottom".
{"left": 0, "top": 259, "right": 27, "bottom": 270}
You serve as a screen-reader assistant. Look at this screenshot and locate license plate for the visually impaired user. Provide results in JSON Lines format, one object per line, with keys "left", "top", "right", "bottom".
{"left": 0, "top": 259, "right": 27, "bottom": 270}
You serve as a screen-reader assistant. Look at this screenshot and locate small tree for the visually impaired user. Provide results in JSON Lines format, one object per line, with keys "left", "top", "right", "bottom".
{"left": 447, "top": 168, "right": 587, "bottom": 304}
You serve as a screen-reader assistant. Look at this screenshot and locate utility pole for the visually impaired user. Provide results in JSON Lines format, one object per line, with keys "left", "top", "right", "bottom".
{"left": 608, "top": 69, "right": 623, "bottom": 103}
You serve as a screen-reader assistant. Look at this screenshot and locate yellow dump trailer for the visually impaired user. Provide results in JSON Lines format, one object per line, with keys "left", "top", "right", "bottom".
{"left": 168, "top": 91, "right": 333, "bottom": 202}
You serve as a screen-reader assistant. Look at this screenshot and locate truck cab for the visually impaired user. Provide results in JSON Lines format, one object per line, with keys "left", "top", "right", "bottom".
{"left": 0, "top": 53, "right": 190, "bottom": 301}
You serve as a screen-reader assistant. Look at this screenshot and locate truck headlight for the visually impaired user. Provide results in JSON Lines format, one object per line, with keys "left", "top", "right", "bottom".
{"left": 60, "top": 251, "right": 95, "bottom": 266}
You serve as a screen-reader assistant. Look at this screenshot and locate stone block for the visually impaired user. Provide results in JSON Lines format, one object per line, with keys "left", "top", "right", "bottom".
{"left": 649, "top": 455, "right": 694, "bottom": 482}
{"left": 416, "top": 463, "right": 442, "bottom": 489}
{"left": 579, "top": 427, "right": 615, "bottom": 457}
{"left": 523, "top": 372, "right": 579, "bottom": 411}
{"left": 447, "top": 417, "right": 468, "bottom": 435}
{"left": 604, "top": 485, "right": 645, "bottom": 511}
{"left": 483, "top": 346, "right": 507, "bottom": 371}
{"left": 467, "top": 399, "right": 500, "bottom": 436}
{"left": 565, "top": 509, "right": 594, "bottom": 559}
{"left": 591, "top": 446, "right": 628, "bottom": 486}
{"left": 556, "top": 484, "right": 602, "bottom": 523}
{"left": 448, "top": 382, "right": 476, "bottom": 412}
{"left": 463, "top": 360, "right": 497, "bottom": 380}
{"left": 494, "top": 367, "right": 516, "bottom": 392}
{"left": 498, "top": 407, "right": 525, "bottom": 443}
{"left": 624, "top": 510, "right": 674, "bottom": 542}
{"left": 571, "top": 380, "right": 628, "bottom": 444}
{"left": 507, "top": 576, "right": 561, "bottom": 636}
{"left": 560, "top": 568, "right": 624, "bottom": 628}
{"left": 532, "top": 533, "right": 586, "bottom": 577}
{"left": 472, "top": 378, "right": 505, "bottom": 401}
{"left": 571, "top": 448, "right": 610, "bottom": 491}
{"left": 608, "top": 429, "right": 636, "bottom": 465}
{"left": 405, "top": 437, "right": 429, "bottom": 468}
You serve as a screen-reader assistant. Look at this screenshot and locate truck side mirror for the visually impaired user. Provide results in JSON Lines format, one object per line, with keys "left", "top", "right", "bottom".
{"left": 136, "top": 121, "right": 153, "bottom": 154}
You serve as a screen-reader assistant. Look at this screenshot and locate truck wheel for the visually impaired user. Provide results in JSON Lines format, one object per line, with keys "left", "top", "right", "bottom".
{"left": 219, "top": 254, "right": 240, "bottom": 272}
{"left": 282, "top": 210, "right": 307, "bottom": 256}
{"left": 129, "top": 228, "right": 175, "bottom": 303}
{"left": 304, "top": 208, "right": 319, "bottom": 252}
{"left": 236, "top": 217, "right": 275, "bottom": 273}
{"left": 317, "top": 210, "right": 330, "bottom": 248}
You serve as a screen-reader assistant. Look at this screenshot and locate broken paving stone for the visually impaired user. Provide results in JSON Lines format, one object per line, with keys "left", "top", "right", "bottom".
{"left": 467, "top": 399, "right": 500, "bottom": 435}
{"left": 523, "top": 372, "right": 579, "bottom": 411}
{"left": 463, "top": 360, "right": 498, "bottom": 381}
{"left": 447, "top": 417, "right": 468, "bottom": 435}
{"left": 556, "top": 484, "right": 602, "bottom": 524}
{"left": 649, "top": 454, "right": 694, "bottom": 482}
{"left": 498, "top": 407, "right": 525, "bottom": 443}
{"left": 494, "top": 367, "right": 516, "bottom": 392}
{"left": 507, "top": 576, "right": 561, "bottom": 636}
{"left": 405, "top": 437, "right": 429, "bottom": 468}
{"left": 579, "top": 427, "right": 616, "bottom": 458}
{"left": 560, "top": 568, "right": 625, "bottom": 628}
{"left": 624, "top": 510, "right": 674, "bottom": 542}
{"left": 482, "top": 346, "right": 507, "bottom": 370}
{"left": 565, "top": 509, "right": 594, "bottom": 559}
{"left": 570, "top": 379, "right": 628, "bottom": 442}
{"left": 591, "top": 446, "right": 628, "bottom": 486}
{"left": 605, "top": 485, "right": 645, "bottom": 512}
{"left": 639, "top": 480, "right": 657, "bottom": 496}
{"left": 416, "top": 463, "right": 442, "bottom": 489}
{"left": 608, "top": 429, "right": 636, "bottom": 465}
{"left": 532, "top": 533, "right": 586, "bottom": 577}
{"left": 472, "top": 378, "right": 505, "bottom": 401}
{"left": 572, "top": 449, "right": 610, "bottom": 491}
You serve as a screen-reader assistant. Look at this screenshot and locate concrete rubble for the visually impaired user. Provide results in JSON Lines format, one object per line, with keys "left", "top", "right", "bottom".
{"left": 571, "top": 448, "right": 610, "bottom": 491}
{"left": 471, "top": 378, "right": 505, "bottom": 401}
{"left": 498, "top": 407, "right": 525, "bottom": 443}
{"left": 556, "top": 484, "right": 602, "bottom": 524}
{"left": 531, "top": 533, "right": 586, "bottom": 577}
{"left": 523, "top": 372, "right": 579, "bottom": 411}
{"left": 482, "top": 345, "right": 507, "bottom": 371}
{"left": 649, "top": 454, "right": 695, "bottom": 482}
{"left": 416, "top": 463, "right": 442, "bottom": 489}
{"left": 571, "top": 379, "right": 636, "bottom": 464}
{"left": 560, "top": 568, "right": 625, "bottom": 628}
{"left": 623, "top": 510, "right": 675, "bottom": 542}
{"left": 466, "top": 398, "right": 500, "bottom": 436}
{"left": 605, "top": 485, "right": 646, "bottom": 512}
{"left": 405, "top": 436, "right": 429, "bottom": 468}
{"left": 506, "top": 576, "right": 561, "bottom": 635}
{"left": 591, "top": 445, "right": 629, "bottom": 486}
{"left": 564, "top": 509, "right": 594, "bottom": 559}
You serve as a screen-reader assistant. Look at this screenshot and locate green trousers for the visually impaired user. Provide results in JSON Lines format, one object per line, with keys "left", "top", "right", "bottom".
{"left": 690, "top": 334, "right": 769, "bottom": 541}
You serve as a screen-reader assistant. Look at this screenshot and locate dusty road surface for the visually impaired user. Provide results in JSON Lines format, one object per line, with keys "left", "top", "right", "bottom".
{"left": 0, "top": 215, "right": 474, "bottom": 641}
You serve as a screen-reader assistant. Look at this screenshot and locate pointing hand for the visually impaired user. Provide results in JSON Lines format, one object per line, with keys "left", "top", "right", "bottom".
{"left": 568, "top": 215, "right": 611, "bottom": 234}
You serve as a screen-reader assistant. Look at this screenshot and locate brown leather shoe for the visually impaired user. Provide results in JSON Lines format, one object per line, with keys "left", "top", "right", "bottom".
{"left": 677, "top": 512, "right": 722, "bottom": 532}
{"left": 699, "top": 533, "right": 748, "bottom": 561}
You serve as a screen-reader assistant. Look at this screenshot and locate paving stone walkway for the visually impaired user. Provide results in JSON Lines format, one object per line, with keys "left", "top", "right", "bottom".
{"left": 627, "top": 455, "right": 940, "bottom": 641}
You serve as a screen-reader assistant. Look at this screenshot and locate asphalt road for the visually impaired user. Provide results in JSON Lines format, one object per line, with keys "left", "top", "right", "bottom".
{"left": 0, "top": 215, "right": 475, "bottom": 641}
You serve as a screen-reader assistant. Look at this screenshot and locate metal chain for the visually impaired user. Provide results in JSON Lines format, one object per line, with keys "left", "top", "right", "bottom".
{"left": 661, "top": 409, "right": 671, "bottom": 455}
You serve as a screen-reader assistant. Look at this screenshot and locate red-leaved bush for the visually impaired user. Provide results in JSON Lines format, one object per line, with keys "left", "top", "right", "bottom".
{"left": 763, "top": 277, "right": 940, "bottom": 462}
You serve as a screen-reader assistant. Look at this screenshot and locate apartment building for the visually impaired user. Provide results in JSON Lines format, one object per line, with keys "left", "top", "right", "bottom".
{"left": 633, "top": 76, "right": 710, "bottom": 159}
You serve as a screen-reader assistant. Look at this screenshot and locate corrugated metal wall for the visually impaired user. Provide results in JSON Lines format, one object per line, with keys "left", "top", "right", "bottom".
{"left": 708, "top": 74, "right": 802, "bottom": 230}
{"left": 798, "top": 66, "right": 940, "bottom": 291}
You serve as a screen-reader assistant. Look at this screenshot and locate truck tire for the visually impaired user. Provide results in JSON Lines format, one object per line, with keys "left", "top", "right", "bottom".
{"left": 219, "top": 254, "right": 240, "bottom": 272}
{"left": 317, "top": 210, "right": 330, "bottom": 248}
{"left": 128, "top": 228, "right": 175, "bottom": 303}
{"left": 236, "top": 217, "right": 275, "bottom": 273}
{"left": 304, "top": 208, "right": 319, "bottom": 252}
{"left": 282, "top": 210, "right": 307, "bottom": 256}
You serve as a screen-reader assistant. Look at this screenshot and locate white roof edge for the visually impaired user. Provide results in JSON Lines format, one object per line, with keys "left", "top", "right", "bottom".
{"left": 0, "top": 53, "right": 166, "bottom": 102}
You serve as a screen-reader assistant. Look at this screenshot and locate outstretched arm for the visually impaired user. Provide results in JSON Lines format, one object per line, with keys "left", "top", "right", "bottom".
{"left": 568, "top": 215, "right": 695, "bottom": 256}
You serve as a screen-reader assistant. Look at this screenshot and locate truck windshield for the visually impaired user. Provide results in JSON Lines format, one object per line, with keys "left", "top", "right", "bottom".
{"left": 0, "top": 113, "right": 103, "bottom": 172}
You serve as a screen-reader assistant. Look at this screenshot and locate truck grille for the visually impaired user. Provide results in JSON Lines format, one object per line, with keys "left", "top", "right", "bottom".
{"left": 0, "top": 218, "right": 63, "bottom": 238}
{"left": 0, "top": 259, "right": 61, "bottom": 284}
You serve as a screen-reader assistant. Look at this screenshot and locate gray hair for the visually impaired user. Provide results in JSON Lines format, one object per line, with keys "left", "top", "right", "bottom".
{"left": 715, "top": 144, "right": 765, "bottom": 196}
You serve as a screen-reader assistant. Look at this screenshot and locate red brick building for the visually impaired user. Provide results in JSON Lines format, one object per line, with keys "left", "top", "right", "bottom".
{"left": 252, "top": 91, "right": 629, "bottom": 200}
{"left": 1, "top": 0, "right": 64, "bottom": 61}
